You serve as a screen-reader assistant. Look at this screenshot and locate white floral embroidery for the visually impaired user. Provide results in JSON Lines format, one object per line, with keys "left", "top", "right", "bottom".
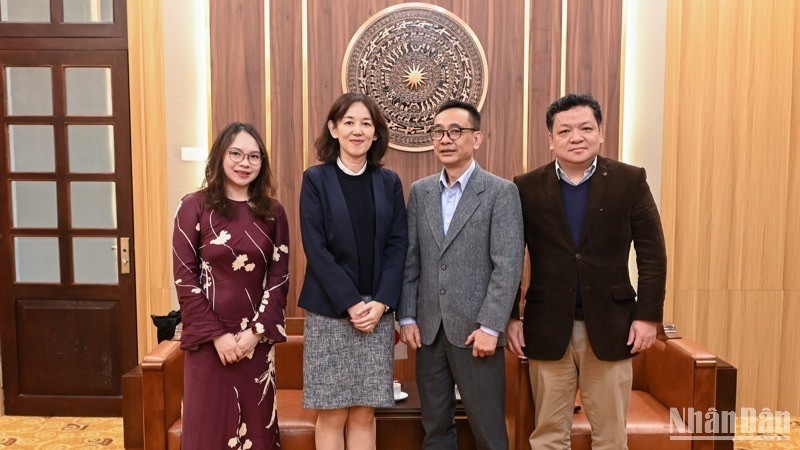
{"left": 254, "top": 323, "right": 265, "bottom": 334}
{"left": 191, "top": 288, "right": 201, "bottom": 294}
{"left": 243, "top": 440, "right": 253, "bottom": 450}
{"left": 271, "top": 244, "right": 288, "bottom": 262}
{"left": 232, "top": 254, "right": 248, "bottom": 271}
{"left": 240, "top": 317, "right": 248, "bottom": 331}
{"left": 239, "top": 423, "right": 247, "bottom": 436}
{"left": 195, "top": 223, "right": 200, "bottom": 231}
{"left": 174, "top": 279, "right": 182, "bottom": 284}
{"left": 277, "top": 324, "right": 286, "bottom": 337}
{"left": 211, "top": 230, "right": 231, "bottom": 245}
{"left": 228, "top": 437, "right": 238, "bottom": 448}
{"left": 244, "top": 263, "right": 255, "bottom": 272}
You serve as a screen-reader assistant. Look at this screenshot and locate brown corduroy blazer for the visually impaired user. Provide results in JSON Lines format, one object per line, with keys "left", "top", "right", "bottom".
{"left": 513, "top": 156, "right": 667, "bottom": 361}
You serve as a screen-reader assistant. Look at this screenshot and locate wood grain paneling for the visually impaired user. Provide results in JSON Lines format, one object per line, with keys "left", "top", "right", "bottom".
{"left": 210, "top": 0, "right": 266, "bottom": 137}
{"left": 527, "top": 0, "right": 562, "bottom": 172}
{"left": 128, "top": 0, "right": 171, "bottom": 358}
{"left": 270, "top": 0, "right": 305, "bottom": 317}
{"left": 566, "top": 0, "right": 622, "bottom": 159}
{"left": 663, "top": 0, "right": 800, "bottom": 413}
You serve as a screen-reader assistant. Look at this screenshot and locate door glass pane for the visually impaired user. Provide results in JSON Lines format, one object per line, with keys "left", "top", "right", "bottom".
{"left": 68, "top": 125, "right": 114, "bottom": 173}
{"left": 65, "top": 67, "right": 112, "bottom": 116}
{"left": 70, "top": 181, "right": 116, "bottom": 228}
{"left": 62, "top": 0, "right": 112, "bottom": 23}
{"left": 72, "top": 237, "right": 118, "bottom": 284}
{"left": 5, "top": 67, "right": 53, "bottom": 116}
{"left": 0, "top": 0, "right": 50, "bottom": 22}
{"left": 11, "top": 181, "right": 58, "bottom": 228}
{"left": 14, "top": 237, "right": 60, "bottom": 283}
{"left": 9, "top": 124, "right": 55, "bottom": 172}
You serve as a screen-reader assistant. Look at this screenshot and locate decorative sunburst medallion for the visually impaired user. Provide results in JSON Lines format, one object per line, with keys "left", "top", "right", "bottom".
{"left": 404, "top": 64, "right": 427, "bottom": 90}
{"left": 343, "top": 3, "right": 488, "bottom": 152}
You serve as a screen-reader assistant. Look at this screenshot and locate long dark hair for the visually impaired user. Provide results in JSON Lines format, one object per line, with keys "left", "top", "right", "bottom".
{"left": 201, "top": 122, "right": 276, "bottom": 220}
{"left": 314, "top": 93, "right": 389, "bottom": 168}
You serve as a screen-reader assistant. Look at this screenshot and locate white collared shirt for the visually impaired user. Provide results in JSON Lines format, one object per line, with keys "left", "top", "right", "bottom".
{"left": 555, "top": 156, "right": 598, "bottom": 186}
{"left": 336, "top": 157, "right": 367, "bottom": 176}
{"left": 439, "top": 160, "right": 476, "bottom": 235}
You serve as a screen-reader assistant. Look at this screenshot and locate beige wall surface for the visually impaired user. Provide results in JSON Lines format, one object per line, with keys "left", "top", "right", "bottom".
{"left": 662, "top": 0, "right": 800, "bottom": 413}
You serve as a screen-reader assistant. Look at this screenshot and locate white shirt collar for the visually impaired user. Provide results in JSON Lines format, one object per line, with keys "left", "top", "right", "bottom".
{"left": 336, "top": 157, "right": 367, "bottom": 176}
{"left": 555, "top": 156, "right": 598, "bottom": 186}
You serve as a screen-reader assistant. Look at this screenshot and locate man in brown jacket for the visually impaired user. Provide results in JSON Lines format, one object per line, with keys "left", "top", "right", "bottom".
{"left": 506, "top": 93, "right": 667, "bottom": 449}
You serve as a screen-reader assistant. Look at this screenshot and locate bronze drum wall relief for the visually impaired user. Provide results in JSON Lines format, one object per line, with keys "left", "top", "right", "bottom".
{"left": 343, "top": 3, "right": 488, "bottom": 152}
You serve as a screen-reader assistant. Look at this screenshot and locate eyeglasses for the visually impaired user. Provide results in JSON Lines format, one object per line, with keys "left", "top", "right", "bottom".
{"left": 430, "top": 127, "right": 478, "bottom": 141}
{"left": 227, "top": 150, "right": 263, "bottom": 165}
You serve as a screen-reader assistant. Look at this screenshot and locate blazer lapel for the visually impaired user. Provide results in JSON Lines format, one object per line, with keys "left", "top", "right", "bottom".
{"left": 440, "top": 166, "right": 484, "bottom": 255}
{"left": 577, "top": 156, "right": 611, "bottom": 249}
{"left": 543, "top": 163, "right": 577, "bottom": 250}
{"left": 423, "top": 177, "right": 445, "bottom": 251}
{"left": 320, "top": 164, "right": 358, "bottom": 252}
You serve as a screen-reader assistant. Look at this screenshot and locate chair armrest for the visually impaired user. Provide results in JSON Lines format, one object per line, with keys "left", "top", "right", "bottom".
{"left": 641, "top": 335, "right": 717, "bottom": 448}
{"left": 504, "top": 350, "right": 535, "bottom": 450}
{"left": 142, "top": 340, "right": 184, "bottom": 450}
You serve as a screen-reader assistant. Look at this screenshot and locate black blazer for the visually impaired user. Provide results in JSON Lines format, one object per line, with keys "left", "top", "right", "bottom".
{"left": 513, "top": 156, "right": 667, "bottom": 361}
{"left": 298, "top": 163, "right": 408, "bottom": 317}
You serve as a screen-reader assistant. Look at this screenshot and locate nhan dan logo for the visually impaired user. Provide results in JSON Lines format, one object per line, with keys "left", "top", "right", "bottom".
{"left": 669, "top": 407, "right": 791, "bottom": 441}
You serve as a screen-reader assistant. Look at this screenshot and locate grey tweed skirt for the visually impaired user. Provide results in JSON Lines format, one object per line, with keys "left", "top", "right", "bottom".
{"left": 303, "top": 310, "right": 394, "bottom": 409}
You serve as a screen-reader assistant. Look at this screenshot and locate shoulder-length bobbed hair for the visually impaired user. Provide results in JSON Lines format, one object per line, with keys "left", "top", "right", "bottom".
{"left": 314, "top": 92, "right": 389, "bottom": 168}
{"left": 201, "top": 122, "right": 276, "bottom": 220}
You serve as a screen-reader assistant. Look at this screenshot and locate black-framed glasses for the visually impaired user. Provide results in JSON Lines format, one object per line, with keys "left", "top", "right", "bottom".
{"left": 430, "top": 127, "right": 478, "bottom": 141}
{"left": 227, "top": 150, "right": 263, "bottom": 165}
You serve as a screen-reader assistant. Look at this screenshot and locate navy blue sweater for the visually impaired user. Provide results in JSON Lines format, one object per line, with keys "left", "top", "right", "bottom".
{"left": 560, "top": 177, "right": 591, "bottom": 316}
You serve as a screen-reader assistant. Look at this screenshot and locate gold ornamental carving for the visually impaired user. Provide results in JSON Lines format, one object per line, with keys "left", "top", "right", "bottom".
{"left": 343, "top": 3, "right": 488, "bottom": 152}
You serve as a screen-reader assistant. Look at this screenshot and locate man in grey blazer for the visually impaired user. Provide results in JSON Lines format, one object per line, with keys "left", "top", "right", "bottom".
{"left": 398, "top": 100, "right": 524, "bottom": 450}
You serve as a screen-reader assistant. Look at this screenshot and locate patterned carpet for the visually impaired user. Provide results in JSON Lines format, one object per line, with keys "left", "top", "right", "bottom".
{"left": 0, "top": 415, "right": 796, "bottom": 448}
{"left": 0, "top": 416, "right": 123, "bottom": 449}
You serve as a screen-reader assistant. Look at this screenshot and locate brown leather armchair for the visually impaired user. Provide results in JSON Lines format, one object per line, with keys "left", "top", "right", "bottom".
{"left": 506, "top": 325, "right": 727, "bottom": 450}
{"left": 140, "top": 319, "right": 317, "bottom": 450}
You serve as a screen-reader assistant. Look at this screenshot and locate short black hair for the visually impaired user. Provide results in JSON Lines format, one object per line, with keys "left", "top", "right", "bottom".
{"left": 545, "top": 93, "right": 602, "bottom": 132}
{"left": 435, "top": 100, "right": 481, "bottom": 130}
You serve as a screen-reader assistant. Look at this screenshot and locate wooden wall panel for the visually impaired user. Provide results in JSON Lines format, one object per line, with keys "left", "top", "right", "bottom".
{"left": 663, "top": 0, "right": 800, "bottom": 413}
{"left": 566, "top": 0, "right": 622, "bottom": 159}
{"left": 210, "top": 0, "right": 266, "bottom": 137}
{"left": 270, "top": 0, "right": 305, "bottom": 317}
{"left": 527, "top": 0, "right": 562, "bottom": 172}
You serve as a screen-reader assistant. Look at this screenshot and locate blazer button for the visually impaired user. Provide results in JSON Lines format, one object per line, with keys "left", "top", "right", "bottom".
{"left": 575, "top": 253, "right": 582, "bottom": 260}
{"left": 440, "top": 289, "right": 446, "bottom": 295}
{"left": 441, "top": 264, "right": 447, "bottom": 270}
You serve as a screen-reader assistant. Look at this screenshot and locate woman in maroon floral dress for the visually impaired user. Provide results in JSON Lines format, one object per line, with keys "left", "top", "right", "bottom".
{"left": 172, "top": 122, "right": 289, "bottom": 449}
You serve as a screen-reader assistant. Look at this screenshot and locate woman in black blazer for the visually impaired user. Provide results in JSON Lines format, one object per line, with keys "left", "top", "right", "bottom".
{"left": 299, "top": 93, "right": 407, "bottom": 450}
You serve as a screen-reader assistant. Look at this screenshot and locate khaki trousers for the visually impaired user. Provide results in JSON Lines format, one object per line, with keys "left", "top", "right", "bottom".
{"left": 528, "top": 320, "right": 632, "bottom": 450}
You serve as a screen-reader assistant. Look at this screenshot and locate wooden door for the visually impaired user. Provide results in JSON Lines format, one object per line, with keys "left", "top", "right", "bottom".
{"left": 0, "top": 8, "right": 137, "bottom": 414}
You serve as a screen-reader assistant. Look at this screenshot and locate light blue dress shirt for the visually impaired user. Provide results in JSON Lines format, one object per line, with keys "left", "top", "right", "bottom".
{"left": 440, "top": 160, "right": 476, "bottom": 234}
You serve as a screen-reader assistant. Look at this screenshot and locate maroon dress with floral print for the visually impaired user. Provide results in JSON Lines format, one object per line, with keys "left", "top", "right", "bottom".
{"left": 172, "top": 191, "right": 289, "bottom": 450}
